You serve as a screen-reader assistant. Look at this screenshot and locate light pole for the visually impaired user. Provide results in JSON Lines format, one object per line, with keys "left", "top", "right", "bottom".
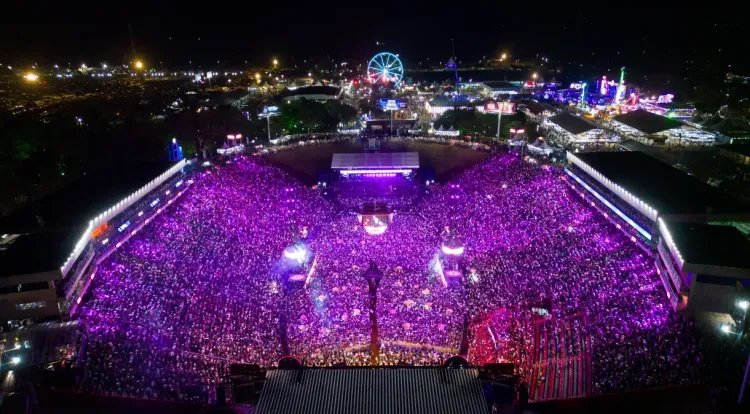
{"left": 496, "top": 105, "right": 502, "bottom": 142}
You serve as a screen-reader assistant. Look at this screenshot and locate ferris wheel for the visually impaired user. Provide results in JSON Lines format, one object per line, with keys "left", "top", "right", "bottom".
{"left": 367, "top": 52, "right": 404, "bottom": 87}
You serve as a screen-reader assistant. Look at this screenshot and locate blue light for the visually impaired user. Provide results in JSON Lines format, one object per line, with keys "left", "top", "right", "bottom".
{"left": 117, "top": 221, "right": 131, "bottom": 232}
{"left": 565, "top": 169, "right": 652, "bottom": 241}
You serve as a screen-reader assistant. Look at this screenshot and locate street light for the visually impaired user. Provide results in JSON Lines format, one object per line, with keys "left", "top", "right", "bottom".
{"left": 501, "top": 53, "right": 507, "bottom": 60}
{"left": 532, "top": 73, "right": 538, "bottom": 79}
{"left": 273, "top": 58, "right": 278, "bottom": 67}
{"left": 135, "top": 60, "right": 143, "bottom": 70}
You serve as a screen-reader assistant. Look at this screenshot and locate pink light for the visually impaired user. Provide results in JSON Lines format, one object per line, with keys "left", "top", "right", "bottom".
{"left": 341, "top": 169, "right": 411, "bottom": 175}
{"left": 227, "top": 134, "right": 235, "bottom": 139}
{"left": 441, "top": 245, "right": 465, "bottom": 256}
{"left": 364, "top": 225, "right": 388, "bottom": 235}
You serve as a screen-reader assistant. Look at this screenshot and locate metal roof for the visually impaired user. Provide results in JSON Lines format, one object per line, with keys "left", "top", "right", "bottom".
{"left": 256, "top": 368, "right": 487, "bottom": 414}
{"left": 547, "top": 113, "right": 598, "bottom": 135}
{"left": 331, "top": 152, "right": 419, "bottom": 170}
{"left": 612, "top": 109, "right": 682, "bottom": 134}
{"left": 574, "top": 151, "right": 750, "bottom": 218}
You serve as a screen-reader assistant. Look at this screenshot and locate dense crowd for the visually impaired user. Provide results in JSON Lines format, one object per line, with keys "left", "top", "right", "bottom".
{"left": 76, "top": 151, "right": 701, "bottom": 403}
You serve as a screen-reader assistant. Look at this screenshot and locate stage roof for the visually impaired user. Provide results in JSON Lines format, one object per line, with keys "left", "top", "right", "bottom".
{"left": 667, "top": 222, "right": 750, "bottom": 273}
{"left": 256, "top": 368, "right": 487, "bottom": 414}
{"left": 573, "top": 151, "right": 750, "bottom": 218}
{"left": 548, "top": 113, "right": 598, "bottom": 135}
{"left": 331, "top": 152, "right": 419, "bottom": 170}
{"left": 612, "top": 109, "right": 682, "bottom": 134}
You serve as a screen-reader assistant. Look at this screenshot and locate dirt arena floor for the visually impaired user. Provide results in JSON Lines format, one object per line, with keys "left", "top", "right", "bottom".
{"left": 267, "top": 140, "right": 491, "bottom": 185}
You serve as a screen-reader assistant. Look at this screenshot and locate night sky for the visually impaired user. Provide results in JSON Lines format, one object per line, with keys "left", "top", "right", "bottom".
{"left": 1, "top": 4, "right": 746, "bottom": 73}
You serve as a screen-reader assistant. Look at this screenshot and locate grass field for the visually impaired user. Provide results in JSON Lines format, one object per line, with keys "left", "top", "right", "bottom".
{"left": 267, "top": 140, "right": 491, "bottom": 185}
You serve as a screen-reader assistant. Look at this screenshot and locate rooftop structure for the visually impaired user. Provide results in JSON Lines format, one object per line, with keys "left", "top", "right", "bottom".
{"left": 543, "top": 113, "right": 610, "bottom": 146}
{"left": 331, "top": 152, "right": 419, "bottom": 173}
{"left": 0, "top": 162, "right": 177, "bottom": 234}
{"left": 479, "top": 81, "right": 520, "bottom": 97}
{"left": 657, "top": 220, "right": 750, "bottom": 313}
{"left": 612, "top": 110, "right": 681, "bottom": 135}
{"left": 281, "top": 85, "right": 341, "bottom": 102}
{"left": 255, "top": 368, "right": 487, "bottom": 414}
{"left": 547, "top": 113, "right": 598, "bottom": 135}
{"left": 569, "top": 151, "right": 750, "bottom": 221}
{"left": 664, "top": 222, "right": 750, "bottom": 277}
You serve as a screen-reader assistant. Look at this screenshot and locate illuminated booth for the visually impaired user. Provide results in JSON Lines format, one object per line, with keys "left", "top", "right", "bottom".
{"left": 357, "top": 203, "right": 394, "bottom": 236}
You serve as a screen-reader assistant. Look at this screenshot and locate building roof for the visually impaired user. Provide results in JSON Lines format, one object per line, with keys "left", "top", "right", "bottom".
{"left": 666, "top": 222, "right": 750, "bottom": 275}
{"left": 613, "top": 109, "right": 682, "bottom": 134}
{"left": 574, "top": 151, "right": 750, "bottom": 218}
{"left": 520, "top": 101, "right": 545, "bottom": 115}
{"left": 0, "top": 162, "right": 175, "bottom": 234}
{"left": 480, "top": 81, "right": 519, "bottom": 91}
{"left": 366, "top": 119, "right": 417, "bottom": 128}
{"left": 331, "top": 152, "right": 419, "bottom": 170}
{"left": 282, "top": 85, "right": 340, "bottom": 98}
{"left": 548, "top": 113, "right": 598, "bottom": 135}
{"left": 255, "top": 368, "right": 487, "bottom": 414}
{"left": 0, "top": 231, "right": 74, "bottom": 279}
{"left": 427, "top": 98, "right": 473, "bottom": 107}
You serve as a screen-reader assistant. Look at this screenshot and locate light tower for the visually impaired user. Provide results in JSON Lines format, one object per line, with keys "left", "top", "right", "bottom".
{"left": 615, "top": 67, "right": 626, "bottom": 104}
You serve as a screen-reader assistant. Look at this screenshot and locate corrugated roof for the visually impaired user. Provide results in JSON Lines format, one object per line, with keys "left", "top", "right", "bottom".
{"left": 575, "top": 151, "right": 750, "bottom": 217}
{"left": 256, "top": 368, "right": 487, "bottom": 414}
{"left": 331, "top": 153, "right": 420, "bottom": 170}
{"left": 667, "top": 222, "right": 750, "bottom": 271}
{"left": 548, "top": 113, "right": 598, "bottom": 135}
{"left": 613, "top": 109, "right": 682, "bottom": 134}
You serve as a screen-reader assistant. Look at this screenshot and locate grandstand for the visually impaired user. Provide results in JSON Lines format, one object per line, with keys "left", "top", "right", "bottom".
{"left": 0, "top": 160, "right": 189, "bottom": 324}
{"left": 564, "top": 151, "right": 750, "bottom": 312}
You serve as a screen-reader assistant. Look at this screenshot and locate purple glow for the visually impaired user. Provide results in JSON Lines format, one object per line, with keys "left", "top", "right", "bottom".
{"left": 74, "top": 153, "right": 696, "bottom": 404}
{"left": 341, "top": 169, "right": 412, "bottom": 175}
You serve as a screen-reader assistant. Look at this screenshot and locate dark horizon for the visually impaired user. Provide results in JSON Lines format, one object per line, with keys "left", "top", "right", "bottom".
{"left": 1, "top": 5, "right": 747, "bottom": 73}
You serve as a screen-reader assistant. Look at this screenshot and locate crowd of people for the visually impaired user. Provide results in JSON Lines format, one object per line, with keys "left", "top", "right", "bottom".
{"left": 75, "top": 150, "right": 701, "bottom": 403}
{"left": 420, "top": 154, "right": 701, "bottom": 397}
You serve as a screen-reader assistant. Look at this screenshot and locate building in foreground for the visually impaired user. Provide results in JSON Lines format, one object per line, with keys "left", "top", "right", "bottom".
{"left": 255, "top": 367, "right": 488, "bottom": 414}
{"left": 565, "top": 151, "right": 750, "bottom": 314}
{"left": 0, "top": 161, "right": 188, "bottom": 326}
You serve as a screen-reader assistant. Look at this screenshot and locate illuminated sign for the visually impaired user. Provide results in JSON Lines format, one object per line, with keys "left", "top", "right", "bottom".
{"left": 117, "top": 221, "right": 131, "bottom": 232}
{"left": 263, "top": 105, "right": 280, "bottom": 115}
{"left": 377, "top": 98, "right": 408, "bottom": 111}
{"left": 570, "top": 83, "right": 585, "bottom": 90}
{"left": 484, "top": 101, "right": 516, "bottom": 114}
{"left": 657, "top": 94, "right": 674, "bottom": 104}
